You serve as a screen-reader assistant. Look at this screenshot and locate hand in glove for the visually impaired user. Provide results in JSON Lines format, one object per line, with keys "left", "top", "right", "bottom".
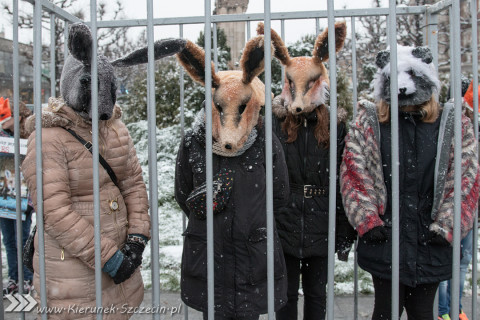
{"left": 336, "top": 240, "right": 353, "bottom": 262}
{"left": 121, "top": 234, "right": 147, "bottom": 269}
{"left": 427, "top": 231, "right": 450, "bottom": 247}
{"left": 112, "top": 255, "right": 137, "bottom": 284}
{"left": 361, "top": 226, "right": 388, "bottom": 243}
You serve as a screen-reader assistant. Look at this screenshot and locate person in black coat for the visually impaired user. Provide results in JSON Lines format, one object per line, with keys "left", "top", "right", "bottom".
{"left": 258, "top": 22, "right": 356, "bottom": 320}
{"left": 174, "top": 37, "right": 290, "bottom": 320}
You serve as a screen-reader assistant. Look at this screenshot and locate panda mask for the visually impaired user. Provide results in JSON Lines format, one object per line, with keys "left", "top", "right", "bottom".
{"left": 373, "top": 45, "right": 440, "bottom": 107}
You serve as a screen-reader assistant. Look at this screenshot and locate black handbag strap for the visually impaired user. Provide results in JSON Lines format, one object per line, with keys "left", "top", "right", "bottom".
{"left": 64, "top": 128, "right": 120, "bottom": 188}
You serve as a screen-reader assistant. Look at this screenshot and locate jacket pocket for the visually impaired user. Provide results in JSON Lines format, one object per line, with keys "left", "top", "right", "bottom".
{"left": 246, "top": 228, "right": 285, "bottom": 285}
{"left": 182, "top": 230, "right": 207, "bottom": 280}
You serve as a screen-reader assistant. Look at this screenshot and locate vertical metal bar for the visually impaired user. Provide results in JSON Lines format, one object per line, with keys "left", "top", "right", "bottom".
{"left": 213, "top": 23, "right": 218, "bottom": 72}
{"left": 280, "top": 19, "right": 285, "bottom": 89}
{"left": 449, "top": 7, "right": 454, "bottom": 98}
{"left": 14, "top": 0, "right": 26, "bottom": 318}
{"left": 263, "top": 0, "right": 274, "bottom": 319}
{"left": 425, "top": 12, "right": 439, "bottom": 74}
{"left": 388, "top": 1, "right": 400, "bottom": 319}
{"left": 326, "top": 1, "right": 337, "bottom": 319}
{"left": 89, "top": 1, "right": 103, "bottom": 318}
{"left": 471, "top": 0, "right": 479, "bottom": 317}
{"left": 50, "top": 14, "right": 56, "bottom": 98}
{"left": 64, "top": 21, "right": 69, "bottom": 61}
{"left": 34, "top": 1, "right": 47, "bottom": 319}
{"left": 247, "top": 20, "right": 251, "bottom": 40}
{"left": 204, "top": 0, "right": 214, "bottom": 319}
{"left": 450, "top": 1, "right": 462, "bottom": 319}
{"left": 351, "top": 16, "right": 358, "bottom": 118}
{"left": 179, "top": 23, "right": 189, "bottom": 320}
{"left": 146, "top": 1, "right": 161, "bottom": 319}
{"left": 316, "top": 17, "right": 320, "bottom": 35}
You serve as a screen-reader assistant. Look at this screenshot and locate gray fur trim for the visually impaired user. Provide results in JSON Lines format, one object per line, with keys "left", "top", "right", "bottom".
{"left": 359, "top": 100, "right": 380, "bottom": 143}
{"left": 431, "top": 103, "right": 454, "bottom": 220}
{"left": 272, "top": 96, "right": 288, "bottom": 118}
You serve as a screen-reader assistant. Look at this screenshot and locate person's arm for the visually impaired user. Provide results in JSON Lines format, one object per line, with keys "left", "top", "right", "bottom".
{"left": 22, "top": 129, "right": 117, "bottom": 269}
{"left": 174, "top": 136, "right": 194, "bottom": 217}
{"left": 430, "top": 114, "right": 480, "bottom": 242}
{"left": 339, "top": 109, "right": 384, "bottom": 237}
{"left": 335, "top": 121, "right": 357, "bottom": 260}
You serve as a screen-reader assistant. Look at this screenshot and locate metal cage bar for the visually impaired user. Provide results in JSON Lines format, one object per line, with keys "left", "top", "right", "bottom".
{"left": 50, "top": 15, "right": 56, "bottom": 98}
{"left": 387, "top": 1, "right": 400, "bottom": 320}
{"left": 33, "top": 0, "right": 48, "bottom": 318}
{"left": 146, "top": 1, "right": 161, "bottom": 319}
{"left": 88, "top": 1, "right": 103, "bottom": 319}
{"left": 326, "top": 1, "right": 338, "bottom": 319}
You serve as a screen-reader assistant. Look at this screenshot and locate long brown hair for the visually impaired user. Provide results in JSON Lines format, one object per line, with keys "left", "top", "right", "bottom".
{"left": 282, "top": 105, "right": 330, "bottom": 146}
{"left": 377, "top": 95, "right": 439, "bottom": 124}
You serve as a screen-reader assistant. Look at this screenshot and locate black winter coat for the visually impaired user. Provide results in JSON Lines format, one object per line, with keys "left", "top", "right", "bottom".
{"left": 273, "top": 109, "right": 356, "bottom": 259}
{"left": 357, "top": 111, "right": 452, "bottom": 286}
{"left": 175, "top": 122, "right": 289, "bottom": 317}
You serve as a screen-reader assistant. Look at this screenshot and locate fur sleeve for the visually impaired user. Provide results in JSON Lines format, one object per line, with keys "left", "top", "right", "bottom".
{"left": 429, "top": 114, "right": 480, "bottom": 242}
{"left": 340, "top": 108, "right": 385, "bottom": 236}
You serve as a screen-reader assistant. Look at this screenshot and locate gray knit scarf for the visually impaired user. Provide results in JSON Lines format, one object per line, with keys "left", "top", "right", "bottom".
{"left": 192, "top": 109, "right": 257, "bottom": 157}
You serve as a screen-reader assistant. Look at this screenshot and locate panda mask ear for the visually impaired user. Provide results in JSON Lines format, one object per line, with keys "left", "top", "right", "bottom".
{"left": 376, "top": 50, "right": 390, "bottom": 69}
{"left": 411, "top": 46, "right": 433, "bottom": 64}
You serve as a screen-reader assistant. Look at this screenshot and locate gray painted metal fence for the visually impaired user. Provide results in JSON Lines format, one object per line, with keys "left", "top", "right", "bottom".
{"left": 1, "top": 0, "right": 478, "bottom": 319}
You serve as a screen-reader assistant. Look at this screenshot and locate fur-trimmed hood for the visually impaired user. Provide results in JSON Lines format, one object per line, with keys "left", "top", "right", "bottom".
{"left": 25, "top": 97, "right": 122, "bottom": 136}
{"left": 272, "top": 95, "right": 348, "bottom": 123}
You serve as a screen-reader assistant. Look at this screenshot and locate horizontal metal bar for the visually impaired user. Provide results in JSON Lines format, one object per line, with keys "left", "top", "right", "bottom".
{"left": 96, "top": 6, "right": 425, "bottom": 28}
{"left": 426, "top": 0, "right": 452, "bottom": 15}
{"left": 22, "top": 0, "right": 81, "bottom": 23}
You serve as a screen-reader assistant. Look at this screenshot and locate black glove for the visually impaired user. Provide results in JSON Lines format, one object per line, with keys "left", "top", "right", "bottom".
{"left": 336, "top": 240, "right": 352, "bottom": 262}
{"left": 361, "top": 226, "right": 388, "bottom": 243}
{"left": 427, "top": 231, "right": 450, "bottom": 247}
{"left": 121, "top": 240, "right": 145, "bottom": 269}
{"left": 112, "top": 255, "right": 137, "bottom": 285}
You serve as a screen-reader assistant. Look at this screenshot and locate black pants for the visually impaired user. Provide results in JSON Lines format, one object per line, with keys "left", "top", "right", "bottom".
{"left": 202, "top": 313, "right": 259, "bottom": 320}
{"left": 371, "top": 275, "right": 439, "bottom": 320}
{"left": 276, "top": 254, "right": 328, "bottom": 320}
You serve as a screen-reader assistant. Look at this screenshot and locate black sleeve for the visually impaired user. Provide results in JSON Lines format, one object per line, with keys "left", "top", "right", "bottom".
{"left": 272, "top": 132, "right": 290, "bottom": 212}
{"left": 335, "top": 122, "right": 357, "bottom": 244}
{"left": 174, "top": 136, "right": 194, "bottom": 218}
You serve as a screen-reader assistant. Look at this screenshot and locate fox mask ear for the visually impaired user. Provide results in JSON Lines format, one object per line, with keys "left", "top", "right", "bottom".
{"left": 176, "top": 40, "right": 220, "bottom": 88}
{"left": 240, "top": 35, "right": 273, "bottom": 84}
{"left": 256, "top": 22, "right": 290, "bottom": 66}
{"left": 112, "top": 39, "right": 187, "bottom": 67}
{"left": 312, "top": 21, "right": 347, "bottom": 64}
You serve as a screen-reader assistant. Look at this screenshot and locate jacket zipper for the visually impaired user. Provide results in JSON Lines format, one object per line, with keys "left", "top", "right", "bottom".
{"left": 300, "top": 117, "right": 308, "bottom": 258}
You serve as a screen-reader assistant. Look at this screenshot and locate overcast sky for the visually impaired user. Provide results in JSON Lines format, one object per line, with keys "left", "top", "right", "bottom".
{"left": 5, "top": 0, "right": 389, "bottom": 46}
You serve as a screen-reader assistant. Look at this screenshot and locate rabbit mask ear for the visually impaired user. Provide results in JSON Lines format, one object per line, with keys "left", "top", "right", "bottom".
{"left": 312, "top": 21, "right": 347, "bottom": 64}
{"left": 111, "top": 39, "right": 187, "bottom": 67}
{"left": 240, "top": 35, "right": 272, "bottom": 85}
{"left": 176, "top": 40, "right": 220, "bottom": 88}
{"left": 256, "top": 22, "right": 290, "bottom": 66}
{"left": 68, "top": 22, "right": 93, "bottom": 65}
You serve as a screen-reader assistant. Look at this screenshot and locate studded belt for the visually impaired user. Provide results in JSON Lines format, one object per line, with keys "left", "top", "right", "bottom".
{"left": 290, "top": 183, "right": 328, "bottom": 198}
